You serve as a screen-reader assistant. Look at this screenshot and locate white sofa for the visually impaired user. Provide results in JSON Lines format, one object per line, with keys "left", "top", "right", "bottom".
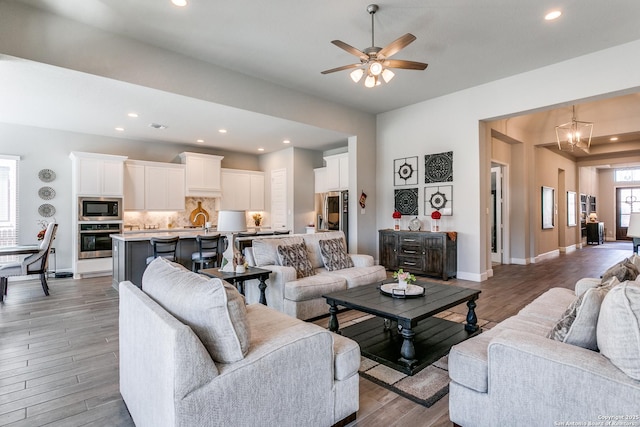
{"left": 448, "top": 275, "right": 640, "bottom": 426}
{"left": 119, "top": 258, "right": 360, "bottom": 427}
{"left": 242, "top": 231, "right": 387, "bottom": 320}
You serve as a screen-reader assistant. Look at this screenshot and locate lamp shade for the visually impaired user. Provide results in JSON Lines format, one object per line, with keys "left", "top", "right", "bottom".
{"left": 627, "top": 213, "right": 640, "bottom": 237}
{"left": 217, "top": 210, "right": 247, "bottom": 233}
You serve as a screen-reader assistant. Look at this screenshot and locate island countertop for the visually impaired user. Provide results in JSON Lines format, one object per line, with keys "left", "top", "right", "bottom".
{"left": 110, "top": 229, "right": 221, "bottom": 242}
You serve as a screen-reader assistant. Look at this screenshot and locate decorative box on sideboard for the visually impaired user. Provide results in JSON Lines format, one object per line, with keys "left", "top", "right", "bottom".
{"left": 378, "top": 229, "right": 457, "bottom": 280}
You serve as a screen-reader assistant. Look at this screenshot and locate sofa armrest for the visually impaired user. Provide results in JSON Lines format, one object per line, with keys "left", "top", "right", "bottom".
{"left": 486, "top": 329, "right": 640, "bottom": 423}
{"left": 349, "top": 253, "right": 374, "bottom": 268}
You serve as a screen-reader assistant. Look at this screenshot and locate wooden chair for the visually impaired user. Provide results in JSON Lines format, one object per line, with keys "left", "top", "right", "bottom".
{"left": 0, "top": 223, "right": 58, "bottom": 301}
{"left": 191, "top": 234, "right": 222, "bottom": 272}
{"left": 146, "top": 236, "right": 180, "bottom": 265}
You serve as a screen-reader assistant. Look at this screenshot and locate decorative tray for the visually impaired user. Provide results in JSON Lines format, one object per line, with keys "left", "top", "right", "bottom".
{"left": 379, "top": 283, "right": 425, "bottom": 299}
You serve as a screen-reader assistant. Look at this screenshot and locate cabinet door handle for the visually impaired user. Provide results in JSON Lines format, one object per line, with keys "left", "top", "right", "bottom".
{"left": 403, "top": 250, "right": 417, "bottom": 254}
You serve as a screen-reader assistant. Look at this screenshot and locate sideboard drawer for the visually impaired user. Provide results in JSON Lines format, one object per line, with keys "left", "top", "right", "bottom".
{"left": 397, "top": 255, "right": 425, "bottom": 272}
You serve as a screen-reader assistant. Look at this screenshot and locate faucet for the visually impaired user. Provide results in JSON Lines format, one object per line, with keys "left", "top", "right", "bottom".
{"left": 193, "top": 212, "right": 208, "bottom": 229}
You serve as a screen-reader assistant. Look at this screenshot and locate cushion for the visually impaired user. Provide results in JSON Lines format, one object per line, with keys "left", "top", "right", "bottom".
{"left": 252, "top": 236, "right": 304, "bottom": 267}
{"left": 277, "top": 242, "right": 315, "bottom": 279}
{"left": 142, "top": 257, "right": 250, "bottom": 363}
{"left": 597, "top": 281, "right": 640, "bottom": 380}
{"left": 601, "top": 258, "right": 639, "bottom": 283}
{"left": 318, "top": 238, "right": 354, "bottom": 271}
{"left": 547, "top": 277, "right": 619, "bottom": 350}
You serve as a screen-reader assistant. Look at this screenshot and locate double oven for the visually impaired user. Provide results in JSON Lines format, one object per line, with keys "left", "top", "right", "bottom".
{"left": 77, "top": 197, "right": 122, "bottom": 259}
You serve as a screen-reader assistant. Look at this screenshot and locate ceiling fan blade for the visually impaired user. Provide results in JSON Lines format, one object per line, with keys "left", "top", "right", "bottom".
{"left": 331, "top": 40, "right": 369, "bottom": 60}
{"left": 321, "top": 64, "right": 362, "bottom": 75}
{"left": 378, "top": 33, "right": 417, "bottom": 59}
{"left": 383, "top": 59, "right": 428, "bottom": 70}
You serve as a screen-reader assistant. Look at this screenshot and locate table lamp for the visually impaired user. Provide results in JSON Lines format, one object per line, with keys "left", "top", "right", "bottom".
{"left": 217, "top": 210, "right": 247, "bottom": 272}
{"left": 627, "top": 212, "right": 640, "bottom": 254}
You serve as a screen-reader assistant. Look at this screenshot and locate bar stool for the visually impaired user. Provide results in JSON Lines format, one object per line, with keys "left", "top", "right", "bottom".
{"left": 191, "top": 234, "right": 222, "bottom": 272}
{"left": 146, "top": 236, "right": 180, "bottom": 265}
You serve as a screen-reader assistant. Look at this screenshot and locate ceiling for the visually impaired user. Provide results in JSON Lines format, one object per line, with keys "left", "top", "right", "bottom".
{"left": 4, "top": 0, "right": 640, "bottom": 154}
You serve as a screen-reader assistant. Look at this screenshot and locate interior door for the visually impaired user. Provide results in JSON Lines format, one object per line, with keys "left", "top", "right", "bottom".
{"left": 491, "top": 166, "right": 503, "bottom": 264}
{"left": 616, "top": 187, "right": 640, "bottom": 240}
{"left": 270, "top": 168, "right": 288, "bottom": 231}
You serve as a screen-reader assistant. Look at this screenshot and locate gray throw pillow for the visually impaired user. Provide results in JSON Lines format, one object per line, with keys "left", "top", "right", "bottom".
{"left": 277, "top": 242, "right": 315, "bottom": 279}
{"left": 142, "top": 257, "right": 250, "bottom": 364}
{"left": 597, "top": 281, "right": 640, "bottom": 380}
{"left": 318, "top": 238, "right": 354, "bottom": 271}
{"left": 601, "top": 258, "right": 639, "bottom": 283}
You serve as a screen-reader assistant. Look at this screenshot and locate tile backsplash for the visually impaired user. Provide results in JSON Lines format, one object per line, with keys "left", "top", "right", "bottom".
{"left": 123, "top": 197, "right": 219, "bottom": 230}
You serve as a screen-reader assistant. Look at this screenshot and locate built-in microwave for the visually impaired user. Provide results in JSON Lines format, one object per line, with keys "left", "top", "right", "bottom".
{"left": 78, "top": 197, "right": 122, "bottom": 221}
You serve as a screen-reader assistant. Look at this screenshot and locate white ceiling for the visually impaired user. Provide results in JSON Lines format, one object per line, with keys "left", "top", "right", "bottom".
{"left": 4, "top": 0, "right": 640, "bottom": 153}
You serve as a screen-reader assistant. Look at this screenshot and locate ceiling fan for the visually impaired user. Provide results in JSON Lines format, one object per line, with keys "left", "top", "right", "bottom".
{"left": 321, "top": 4, "right": 428, "bottom": 88}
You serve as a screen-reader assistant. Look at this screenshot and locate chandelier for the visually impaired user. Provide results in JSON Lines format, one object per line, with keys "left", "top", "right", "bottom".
{"left": 555, "top": 106, "right": 593, "bottom": 152}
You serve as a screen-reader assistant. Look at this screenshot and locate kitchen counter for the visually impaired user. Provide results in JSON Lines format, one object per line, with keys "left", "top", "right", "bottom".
{"left": 112, "top": 229, "right": 220, "bottom": 242}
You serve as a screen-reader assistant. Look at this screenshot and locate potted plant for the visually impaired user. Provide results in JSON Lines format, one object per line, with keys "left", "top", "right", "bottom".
{"left": 252, "top": 213, "right": 262, "bottom": 227}
{"left": 393, "top": 268, "right": 416, "bottom": 289}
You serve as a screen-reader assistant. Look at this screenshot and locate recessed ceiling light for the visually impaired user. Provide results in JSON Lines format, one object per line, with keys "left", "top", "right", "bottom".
{"left": 218, "top": 129, "right": 227, "bottom": 134}
{"left": 149, "top": 123, "right": 168, "bottom": 130}
{"left": 115, "top": 127, "right": 124, "bottom": 132}
{"left": 197, "top": 139, "right": 204, "bottom": 143}
{"left": 283, "top": 140, "right": 291, "bottom": 144}
{"left": 610, "top": 137, "right": 619, "bottom": 141}
{"left": 171, "top": 0, "right": 187, "bottom": 7}
{"left": 545, "top": 10, "right": 562, "bottom": 20}
{"left": 258, "top": 148, "right": 265, "bottom": 152}
{"left": 127, "top": 112, "right": 138, "bottom": 118}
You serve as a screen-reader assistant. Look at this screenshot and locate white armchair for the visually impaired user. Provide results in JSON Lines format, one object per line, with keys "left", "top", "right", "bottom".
{"left": 0, "top": 222, "right": 57, "bottom": 301}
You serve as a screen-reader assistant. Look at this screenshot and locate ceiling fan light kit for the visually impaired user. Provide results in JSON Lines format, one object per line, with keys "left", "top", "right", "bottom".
{"left": 321, "top": 4, "right": 428, "bottom": 88}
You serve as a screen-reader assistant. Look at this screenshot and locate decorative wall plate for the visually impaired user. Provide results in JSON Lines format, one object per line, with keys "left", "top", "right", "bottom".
{"left": 38, "top": 186, "right": 56, "bottom": 200}
{"left": 408, "top": 217, "right": 422, "bottom": 231}
{"left": 38, "top": 203, "right": 56, "bottom": 217}
{"left": 38, "top": 169, "right": 56, "bottom": 182}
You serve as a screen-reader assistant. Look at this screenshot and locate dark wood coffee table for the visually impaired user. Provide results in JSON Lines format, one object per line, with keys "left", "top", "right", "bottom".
{"left": 199, "top": 267, "right": 271, "bottom": 305}
{"left": 323, "top": 280, "right": 481, "bottom": 375}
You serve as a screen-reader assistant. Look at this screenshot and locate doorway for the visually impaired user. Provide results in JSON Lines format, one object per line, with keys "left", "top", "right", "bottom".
{"left": 491, "top": 164, "right": 505, "bottom": 264}
{"left": 616, "top": 187, "right": 640, "bottom": 240}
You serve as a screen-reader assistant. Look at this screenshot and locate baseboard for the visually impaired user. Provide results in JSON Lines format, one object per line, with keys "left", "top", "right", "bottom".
{"left": 456, "top": 271, "right": 486, "bottom": 282}
{"left": 533, "top": 249, "right": 560, "bottom": 263}
{"left": 510, "top": 257, "right": 529, "bottom": 265}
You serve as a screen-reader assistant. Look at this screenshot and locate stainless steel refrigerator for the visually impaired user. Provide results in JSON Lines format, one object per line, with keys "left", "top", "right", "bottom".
{"left": 323, "top": 191, "right": 348, "bottom": 247}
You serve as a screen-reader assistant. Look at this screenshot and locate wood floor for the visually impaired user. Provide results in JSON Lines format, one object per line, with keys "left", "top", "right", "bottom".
{"left": 0, "top": 241, "right": 632, "bottom": 426}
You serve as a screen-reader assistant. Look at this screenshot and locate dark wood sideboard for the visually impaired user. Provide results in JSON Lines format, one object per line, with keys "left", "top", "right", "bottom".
{"left": 379, "top": 229, "right": 457, "bottom": 280}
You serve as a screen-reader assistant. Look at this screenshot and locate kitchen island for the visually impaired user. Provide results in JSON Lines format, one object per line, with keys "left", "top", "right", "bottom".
{"left": 111, "top": 230, "right": 223, "bottom": 288}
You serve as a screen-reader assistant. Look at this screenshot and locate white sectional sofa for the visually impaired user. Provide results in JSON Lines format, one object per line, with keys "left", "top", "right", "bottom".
{"left": 243, "top": 231, "right": 387, "bottom": 320}
{"left": 119, "top": 257, "right": 360, "bottom": 427}
{"left": 448, "top": 271, "right": 640, "bottom": 426}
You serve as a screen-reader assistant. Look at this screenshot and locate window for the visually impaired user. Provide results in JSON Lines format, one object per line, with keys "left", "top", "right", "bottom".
{"left": 0, "top": 156, "right": 19, "bottom": 249}
{"left": 615, "top": 167, "right": 640, "bottom": 182}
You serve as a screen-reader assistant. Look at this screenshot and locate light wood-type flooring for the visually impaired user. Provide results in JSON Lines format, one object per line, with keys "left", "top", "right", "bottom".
{"left": 0, "top": 241, "right": 631, "bottom": 426}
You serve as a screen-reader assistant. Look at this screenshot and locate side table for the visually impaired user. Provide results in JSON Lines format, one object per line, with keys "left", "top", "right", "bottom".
{"left": 199, "top": 267, "right": 271, "bottom": 305}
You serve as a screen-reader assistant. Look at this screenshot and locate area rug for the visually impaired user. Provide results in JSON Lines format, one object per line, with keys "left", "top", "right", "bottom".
{"left": 346, "top": 310, "right": 491, "bottom": 408}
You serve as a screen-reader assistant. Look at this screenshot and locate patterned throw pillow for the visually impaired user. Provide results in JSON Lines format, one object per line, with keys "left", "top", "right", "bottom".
{"left": 548, "top": 277, "right": 619, "bottom": 350}
{"left": 277, "top": 242, "right": 315, "bottom": 279}
{"left": 601, "top": 258, "right": 639, "bottom": 283}
{"left": 318, "top": 238, "right": 354, "bottom": 271}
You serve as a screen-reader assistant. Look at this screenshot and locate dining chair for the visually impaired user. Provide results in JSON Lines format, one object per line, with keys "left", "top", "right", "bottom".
{"left": 191, "top": 234, "right": 221, "bottom": 272}
{"left": 145, "top": 236, "right": 180, "bottom": 265}
{"left": 0, "top": 222, "right": 58, "bottom": 302}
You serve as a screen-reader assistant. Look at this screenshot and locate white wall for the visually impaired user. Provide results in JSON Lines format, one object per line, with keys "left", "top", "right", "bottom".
{"left": 378, "top": 39, "right": 640, "bottom": 281}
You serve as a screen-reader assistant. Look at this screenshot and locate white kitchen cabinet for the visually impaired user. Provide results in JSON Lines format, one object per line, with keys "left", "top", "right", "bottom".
{"left": 179, "top": 152, "right": 224, "bottom": 197}
{"left": 124, "top": 160, "right": 185, "bottom": 211}
{"left": 324, "top": 153, "right": 349, "bottom": 191}
{"left": 314, "top": 167, "right": 327, "bottom": 193}
{"left": 218, "top": 169, "right": 264, "bottom": 211}
{"left": 70, "top": 152, "right": 127, "bottom": 196}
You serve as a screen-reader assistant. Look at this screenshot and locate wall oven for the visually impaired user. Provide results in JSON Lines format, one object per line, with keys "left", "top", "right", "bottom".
{"left": 78, "top": 223, "right": 122, "bottom": 259}
{"left": 78, "top": 197, "right": 122, "bottom": 221}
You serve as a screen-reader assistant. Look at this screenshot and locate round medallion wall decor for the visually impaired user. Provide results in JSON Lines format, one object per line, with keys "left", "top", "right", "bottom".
{"left": 38, "top": 169, "right": 56, "bottom": 183}
{"left": 38, "top": 203, "right": 56, "bottom": 217}
{"left": 38, "top": 186, "right": 56, "bottom": 200}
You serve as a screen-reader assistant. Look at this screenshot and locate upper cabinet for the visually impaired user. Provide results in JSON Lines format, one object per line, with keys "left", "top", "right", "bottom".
{"left": 124, "top": 160, "right": 185, "bottom": 211}
{"left": 218, "top": 169, "right": 265, "bottom": 211}
{"left": 70, "top": 152, "right": 127, "bottom": 197}
{"left": 179, "top": 152, "right": 224, "bottom": 198}
{"left": 324, "top": 153, "right": 349, "bottom": 191}
{"left": 314, "top": 167, "right": 327, "bottom": 194}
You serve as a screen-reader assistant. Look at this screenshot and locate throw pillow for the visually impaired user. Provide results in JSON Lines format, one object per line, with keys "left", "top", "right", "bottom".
{"left": 277, "top": 242, "right": 315, "bottom": 279}
{"left": 252, "top": 236, "right": 304, "bottom": 267}
{"left": 601, "top": 258, "right": 639, "bottom": 283}
{"left": 142, "top": 257, "right": 250, "bottom": 364}
{"left": 596, "top": 281, "right": 640, "bottom": 380}
{"left": 318, "top": 238, "right": 354, "bottom": 271}
{"left": 548, "top": 277, "right": 619, "bottom": 350}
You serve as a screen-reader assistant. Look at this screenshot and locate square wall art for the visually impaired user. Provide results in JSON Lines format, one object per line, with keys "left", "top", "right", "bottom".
{"left": 425, "top": 185, "right": 453, "bottom": 216}
{"left": 394, "top": 188, "right": 419, "bottom": 215}
{"left": 394, "top": 156, "right": 418, "bottom": 186}
{"left": 425, "top": 151, "right": 453, "bottom": 183}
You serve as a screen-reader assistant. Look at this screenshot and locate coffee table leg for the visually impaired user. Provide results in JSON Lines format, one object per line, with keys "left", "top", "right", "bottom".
{"left": 399, "top": 326, "right": 416, "bottom": 366}
{"left": 328, "top": 301, "right": 340, "bottom": 333}
{"left": 258, "top": 274, "right": 268, "bottom": 305}
{"left": 465, "top": 297, "right": 479, "bottom": 332}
